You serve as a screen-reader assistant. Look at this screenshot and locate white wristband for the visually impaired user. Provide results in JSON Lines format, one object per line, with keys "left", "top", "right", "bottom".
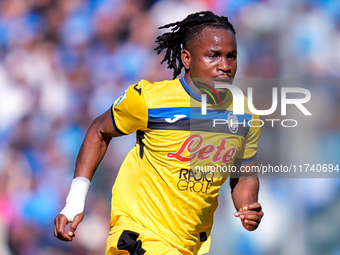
{"left": 60, "top": 176, "right": 91, "bottom": 222}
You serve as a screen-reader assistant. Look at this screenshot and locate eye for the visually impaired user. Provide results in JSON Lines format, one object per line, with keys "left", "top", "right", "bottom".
{"left": 208, "top": 54, "right": 217, "bottom": 59}
{"left": 228, "top": 52, "right": 237, "bottom": 59}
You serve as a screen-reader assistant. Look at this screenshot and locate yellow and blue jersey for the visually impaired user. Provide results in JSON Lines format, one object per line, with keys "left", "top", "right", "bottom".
{"left": 109, "top": 77, "right": 260, "bottom": 255}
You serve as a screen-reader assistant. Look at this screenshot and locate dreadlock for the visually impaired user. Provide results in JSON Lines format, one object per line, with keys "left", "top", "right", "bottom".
{"left": 154, "top": 11, "right": 236, "bottom": 79}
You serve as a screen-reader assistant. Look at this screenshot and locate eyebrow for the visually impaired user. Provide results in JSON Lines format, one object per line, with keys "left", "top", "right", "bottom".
{"left": 206, "top": 49, "right": 238, "bottom": 54}
{"left": 208, "top": 48, "right": 220, "bottom": 52}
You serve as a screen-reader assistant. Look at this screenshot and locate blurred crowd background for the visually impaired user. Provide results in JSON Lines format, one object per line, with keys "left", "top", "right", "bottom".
{"left": 0, "top": 0, "right": 340, "bottom": 254}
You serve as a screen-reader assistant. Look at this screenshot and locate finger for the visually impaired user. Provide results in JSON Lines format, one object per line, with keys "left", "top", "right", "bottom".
{"left": 54, "top": 215, "right": 72, "bottom": 241}
{"left": 242, "top": 221, "right": 259, "bottom": 231}
{"left": 237, "top": 203, "right": 260, "bottom": 213}
{"left": 237, "top": 211, "right": 264, "bottom": 221}
{"left": 241, "top": 205, "right": 249, "bottom": 211}
{"left": 235, "top": 204, "right": 263, "bottom": 215}
{"left": 242, "top": 219, "right": 259, "bottom": 227}
{"left": 238, "top": 210, "right": 264, "bottom": 215}
{"left": 241, "top": 219, "right": 259, "bottom": 231}
{"left": 68, "top": 212, "right": 84, "bottom": 237}
{"left": 239, "top": 213, "right": 262, "bottom": 223}
{"left": 247, "top": 202, "right": 262, "bottom": 212}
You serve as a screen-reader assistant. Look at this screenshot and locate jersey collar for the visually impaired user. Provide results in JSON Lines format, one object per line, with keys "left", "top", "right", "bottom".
{"left": 180, "top": 77, "right": 202, "bottom": 101}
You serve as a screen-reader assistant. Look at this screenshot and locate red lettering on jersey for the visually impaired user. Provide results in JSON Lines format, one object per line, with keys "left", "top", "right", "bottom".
{"left": 212, "top": 139, "right": 227, "bottom": 162}
{"left": 197, "top": 144, "right": 215, "bottom": 160}
{"left": 167, "top": 134, "right": 203, "bottom": 162}
{"left": 222, "top": 147, "right": 236, "bottom": 163}
{"left": 168, "top": 135, "right": 236, "bottom": 163}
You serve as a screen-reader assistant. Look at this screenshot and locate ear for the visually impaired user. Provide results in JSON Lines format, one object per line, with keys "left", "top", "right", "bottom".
{"left": 181, "top": 49, "right": 191, "bottom": 70}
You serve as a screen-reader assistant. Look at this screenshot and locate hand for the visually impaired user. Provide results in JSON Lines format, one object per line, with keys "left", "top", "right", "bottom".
{"left": 234, "top": 202, "right": 263, "bottom": 231}
{"left": 54, "top": 212, "right": 84, "bottom": 241}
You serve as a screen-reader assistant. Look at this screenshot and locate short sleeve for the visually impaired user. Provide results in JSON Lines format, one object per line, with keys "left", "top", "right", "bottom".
{"left": 236, "top": 114, "right": 261, "bottom": 162}
{"left": 111, "top": 81, "right": 148, "bottom": 135}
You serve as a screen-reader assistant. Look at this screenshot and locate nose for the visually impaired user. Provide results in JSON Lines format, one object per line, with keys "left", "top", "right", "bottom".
{"left": 218, "top": 57, "right": 231, "bottom": 73}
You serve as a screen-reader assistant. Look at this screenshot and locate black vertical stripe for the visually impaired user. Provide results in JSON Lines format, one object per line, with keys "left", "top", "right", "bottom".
{"left": 137, "top": 130, "right": 145, "bottom": 159}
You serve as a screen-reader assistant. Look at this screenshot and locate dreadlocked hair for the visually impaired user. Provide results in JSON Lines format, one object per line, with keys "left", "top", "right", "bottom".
{"left": 154, "top": 11, "right": 236, "bottom": 79}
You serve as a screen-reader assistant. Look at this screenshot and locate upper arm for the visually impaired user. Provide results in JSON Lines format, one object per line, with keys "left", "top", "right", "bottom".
{"left": 95, "top": 109, "right": 123, "bottom": 139}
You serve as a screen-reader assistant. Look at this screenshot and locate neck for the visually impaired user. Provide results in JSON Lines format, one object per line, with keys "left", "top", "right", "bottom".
{"left": 184, "top": 74, "right": 203, "bottom": 96}
{"left": 184, "top": 74, "right": 228, "bottom": 102}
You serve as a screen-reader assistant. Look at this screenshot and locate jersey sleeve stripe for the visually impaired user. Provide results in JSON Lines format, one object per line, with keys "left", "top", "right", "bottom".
{"left": 148, "top": 108, "right": 252, "bottom": 122}
{"left": 110, "top": 106, "right": 127, "bottom": 135}
{"left": 237, "top": 153, "right": 257, "bottom": 163}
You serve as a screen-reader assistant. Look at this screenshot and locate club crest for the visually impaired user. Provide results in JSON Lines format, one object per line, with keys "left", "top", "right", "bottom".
{"left": 227, "top": 112, "right": 238, "bottom": 133}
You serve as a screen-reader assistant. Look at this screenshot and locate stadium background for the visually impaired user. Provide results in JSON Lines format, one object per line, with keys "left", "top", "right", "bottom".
{"left": 0, "top": 0, "right": 340, "bottom": 254}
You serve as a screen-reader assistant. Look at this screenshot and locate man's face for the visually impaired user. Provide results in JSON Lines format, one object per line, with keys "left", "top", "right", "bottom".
{"left": 182, "top": 27, "right": 237, "bottom": 92}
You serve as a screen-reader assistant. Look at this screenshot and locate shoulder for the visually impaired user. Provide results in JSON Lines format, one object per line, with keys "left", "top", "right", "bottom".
{"left": 134, "top": 78, "right": 189, "bottom": 109}
{"left": 133, "top": 78, "right": 182, "bottom": 98}
{"left": 134, "top": 78, "right": 180, "bottom": 90}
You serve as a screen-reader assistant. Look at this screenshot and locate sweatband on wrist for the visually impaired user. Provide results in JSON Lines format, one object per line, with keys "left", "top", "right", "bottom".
{"left": 60, "top": 176, "right": 91, "bottom": 222}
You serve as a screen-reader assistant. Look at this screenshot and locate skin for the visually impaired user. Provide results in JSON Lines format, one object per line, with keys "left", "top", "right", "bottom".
{"left": 230, "top": 159, "right": 263, "bottom": 231}
{"left": 181, "top": 27, "right": 264, "bottom": 231}
{"left": 182, "top": 27, "right": 238, "bottom": 98}
{"left": 54, "top": 109, "right": 120, "bottom": 241}
{"left": 54, "top": 26, "right": 263, "bottom": 241}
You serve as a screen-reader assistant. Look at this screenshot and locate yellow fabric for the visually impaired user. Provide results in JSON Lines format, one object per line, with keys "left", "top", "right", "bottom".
{"left": 106, "top": 216, "right": 183, "bottom": 255}
{"left": 108, "top": 78, "right": 261, "bottom": 255}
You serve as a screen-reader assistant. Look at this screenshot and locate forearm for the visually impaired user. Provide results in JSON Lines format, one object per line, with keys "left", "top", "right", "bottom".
{"left": 60, "top": 110, "right": 116, "bottom": 221}
{"left": 74, "top": 116, "right": 112, "bottom": 180}
{"left": 231, "top": 176, "right": 259, "bottom": 211}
